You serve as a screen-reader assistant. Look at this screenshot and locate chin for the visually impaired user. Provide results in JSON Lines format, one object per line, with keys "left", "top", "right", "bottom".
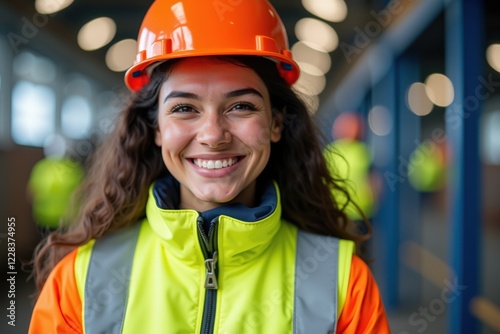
{"left": 194, "top": 191, "right": 236, "bottom": 204}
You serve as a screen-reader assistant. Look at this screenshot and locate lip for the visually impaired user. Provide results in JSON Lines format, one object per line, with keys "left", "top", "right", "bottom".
{"left": 186, "top": 153, "right": 242, "bottom": 160}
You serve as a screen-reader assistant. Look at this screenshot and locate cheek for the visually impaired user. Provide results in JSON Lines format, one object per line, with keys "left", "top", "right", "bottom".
{"left": 244, "top": 120, "right": 275, "bottom": 149}
{"left": 158, "top": 123, "right": 192, "bottom": 151}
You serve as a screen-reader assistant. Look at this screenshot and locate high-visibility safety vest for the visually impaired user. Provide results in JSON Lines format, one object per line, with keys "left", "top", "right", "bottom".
{"left": 72, "top": 182, "right": 355, "bottom": 334}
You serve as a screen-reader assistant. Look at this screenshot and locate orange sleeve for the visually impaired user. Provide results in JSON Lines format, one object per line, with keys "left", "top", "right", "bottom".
{"left": 337, "top": 255, "right": 391, "bottom": 333}
{"left": 29, "top": 249, "right": 82, "bottom": 334}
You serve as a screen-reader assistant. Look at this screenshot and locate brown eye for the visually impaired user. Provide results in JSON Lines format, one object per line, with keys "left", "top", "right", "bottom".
{"left": 172, "top": 104, "right": 195, "bottom": 113}
{"left": 231, "top": 102, "right": 257, "bottom": 111}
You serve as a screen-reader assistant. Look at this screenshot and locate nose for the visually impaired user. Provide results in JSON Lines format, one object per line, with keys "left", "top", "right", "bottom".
{"left": 196, "top": 112, "right": 231, "bottom": 149}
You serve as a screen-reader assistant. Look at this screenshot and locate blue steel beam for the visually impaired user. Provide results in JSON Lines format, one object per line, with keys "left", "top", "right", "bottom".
{"left": 445, "top": 0, "right": 483, "bottom": 333}
{"left": 396, "top": 55, "right": 421, "bottom": 306}
{"left": 370, "top": 55, "right": 423, "bottom": 309}
{"left": 370, "top": 65, "right": 399, "bottom": 309}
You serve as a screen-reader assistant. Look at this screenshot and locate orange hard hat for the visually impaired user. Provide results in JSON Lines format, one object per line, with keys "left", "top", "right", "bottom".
{"left": 124, "top": 0, "right": 300, "bottom": 91}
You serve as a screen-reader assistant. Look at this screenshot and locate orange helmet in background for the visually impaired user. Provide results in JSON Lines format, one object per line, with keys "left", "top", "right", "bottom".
{"left": 125, "top": 0, "right": 300, "bottom": 91}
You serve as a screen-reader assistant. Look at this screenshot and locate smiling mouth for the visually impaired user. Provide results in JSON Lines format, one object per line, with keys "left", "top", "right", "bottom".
{"left": 192, "top": 157, "right": 241, "bottom": 170}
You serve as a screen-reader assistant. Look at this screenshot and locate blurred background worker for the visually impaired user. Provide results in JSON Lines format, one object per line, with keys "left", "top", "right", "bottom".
{"left": 324, "top": 111, "right": 379, "bottom": 221}
{"left": 27, "top": 157, "right": 83, "bottom": 229}
{"left": 408, "top": 140, "right": 448, "bottom": 193}
{"left": 27, "top": 135, "right": 84, "bottom": 230}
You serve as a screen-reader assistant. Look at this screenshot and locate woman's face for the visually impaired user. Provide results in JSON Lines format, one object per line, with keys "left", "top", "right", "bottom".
{"left": 155, "top": 57, "right": 282, "bottom": 211}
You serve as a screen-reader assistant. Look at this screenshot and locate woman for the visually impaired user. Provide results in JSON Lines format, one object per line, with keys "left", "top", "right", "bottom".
{"left": 29, "top": 1, "right": 390, "bottom": 333}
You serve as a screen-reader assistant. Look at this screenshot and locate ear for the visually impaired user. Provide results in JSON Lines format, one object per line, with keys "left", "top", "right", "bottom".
{"left": 154, "top": 128, "right": 162, "bottom": 147}
{"left": 270, "top": 112, "right": 283, "bottom": 143}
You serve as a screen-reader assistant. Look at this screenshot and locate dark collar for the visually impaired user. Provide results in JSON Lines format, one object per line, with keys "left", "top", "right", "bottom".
{"left": 152, "top": 174, "right": 277, "bottom": 223}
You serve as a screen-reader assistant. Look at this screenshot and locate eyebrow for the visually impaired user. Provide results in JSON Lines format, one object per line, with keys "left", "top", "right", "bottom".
{"left": 224, "top": 88, "right": 264, "bottom": 99}
{"left": 164, "top": 91, "right": 199, "bottom": 103}
{"left": 163, "top": 88, "right": 264, "bottom": 103}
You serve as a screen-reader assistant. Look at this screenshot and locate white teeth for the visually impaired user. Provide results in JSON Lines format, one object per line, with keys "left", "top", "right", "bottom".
{"left": 194, "top": 158, "right": 238, "bottom": 169}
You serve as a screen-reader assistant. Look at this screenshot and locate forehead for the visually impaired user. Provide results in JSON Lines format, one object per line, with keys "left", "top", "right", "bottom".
{"left": 161, "top": 57, "right": 269, "bottom": 94}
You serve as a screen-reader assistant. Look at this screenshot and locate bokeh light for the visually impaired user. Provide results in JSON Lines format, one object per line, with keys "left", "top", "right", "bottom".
{"left": 486, "top": 43, "right": 500, "bottom": 73}
{"left": 35, "top": 0, "right": 74, "bottom": 14}
{"left": 105, "top": 39, "right": 137, "bottom": 72}
{"left": 292, "top": 41, "right": 332, "bottom": 75}
{"left": 294, "top": 18, "right": 339, "bottom": 52}
{"left": 407, "top": 82, "right": 434, "bottom": 116}
{"left": 78, "top": 17, "right": 116, "bottom": 51}
{"left": 293, "top": 71, "right": 326, "bottom": 96}
{"left": 301, "top": 0, "right": 348, "bottom": 22}
{"left": 425, "top": 73, "right": 454, "bottom": 107}
{"left": 368, "top": 105, "right": 392, "bottom": 136}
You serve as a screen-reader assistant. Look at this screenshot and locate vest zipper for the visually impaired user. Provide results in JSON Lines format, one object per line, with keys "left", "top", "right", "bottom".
{"left": 197, "top": 216, "right": 219, "bottom": 334}
{"left": 204, "top": 251, "right": 218, "bottom": 289}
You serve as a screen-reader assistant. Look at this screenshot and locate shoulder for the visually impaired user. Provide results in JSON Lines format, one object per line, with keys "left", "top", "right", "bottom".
{"left": 346, "top": 254, "right": 379, "bottom": 301}
{"left": 44, "top": 247, "right": 80, "bottom": 291}
{"left": 337, "top": 254, "right": 392, "bottom": 333}
{"left": 30, "top": 249, "right": 82, "bottom": 333}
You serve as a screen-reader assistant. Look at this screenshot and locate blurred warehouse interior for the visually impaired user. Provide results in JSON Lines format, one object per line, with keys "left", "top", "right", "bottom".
{"left": 1, "top": 0, "right": 500, "bottom": 333}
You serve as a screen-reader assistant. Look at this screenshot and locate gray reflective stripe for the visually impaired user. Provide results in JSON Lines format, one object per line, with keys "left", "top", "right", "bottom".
{"left": 84, "top": 223, "right": 141, "bottom": 334}
{"left": 294, "top": 230, "right": 339, "bottom": 334}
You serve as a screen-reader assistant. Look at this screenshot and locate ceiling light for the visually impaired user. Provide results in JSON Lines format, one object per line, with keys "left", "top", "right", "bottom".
{"left": 35, "top": 0, "right": 74, "bottom": 14}
{"left": 407, "top": 82, "right": 434, "bottom": 116}
{"left": 301, "top": 0, "right": 348, "bottom": 23}
{"left": 295, "top": 18, "right": 339, "bottom": 52}
{"left": 78, "top": 17, "right": 116, "bottom": 51}
{"left": 368, "top": 105, "right": 392, "bottom": 136}
{"left": 292, "top": 41, "right": 331, "bottom": 75}
{"left": 486, "top": 44, "right": 500, "bottom": 73}
{"left": 424, "top": 73, "right": 454, "bottom": 107}
{"left": 293, "top": 72, "right": 326, "bottom": 96}
{"left": 105, "top": 39, "right": 137, "bottom": 72}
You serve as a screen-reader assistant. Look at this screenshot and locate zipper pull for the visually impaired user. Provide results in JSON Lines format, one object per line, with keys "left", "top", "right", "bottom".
{"left": 204, "top": 251, "right": 218, "bottom": 289}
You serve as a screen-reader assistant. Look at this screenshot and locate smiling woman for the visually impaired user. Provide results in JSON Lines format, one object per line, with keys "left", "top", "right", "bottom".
{"left": 28, "top": 0, "right": 390, "bottom": 333}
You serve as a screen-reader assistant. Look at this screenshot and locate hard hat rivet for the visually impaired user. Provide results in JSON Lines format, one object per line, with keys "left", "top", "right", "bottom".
{"left": 132, "top": 71, "right": 143, "bottom": 78}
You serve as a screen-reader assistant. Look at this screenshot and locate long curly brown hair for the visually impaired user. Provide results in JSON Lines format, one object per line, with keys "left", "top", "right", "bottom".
{"left": 32, "top": 56, "right": 372, "bottom": 293}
